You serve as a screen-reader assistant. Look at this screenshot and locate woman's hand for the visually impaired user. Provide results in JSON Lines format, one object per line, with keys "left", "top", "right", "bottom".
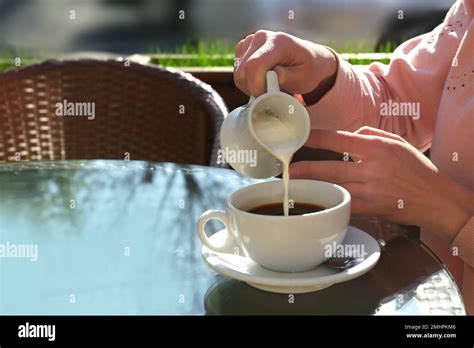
{"left": 289, "top": 127, "right": 474, "bottom": 242}
{"left": 234, "top": 30, "right": 337, "bottom": 100}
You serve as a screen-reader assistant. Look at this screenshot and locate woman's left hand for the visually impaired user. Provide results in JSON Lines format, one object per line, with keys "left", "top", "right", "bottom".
{"left": 289, "top": 126, "right": 472, "bottom": 241}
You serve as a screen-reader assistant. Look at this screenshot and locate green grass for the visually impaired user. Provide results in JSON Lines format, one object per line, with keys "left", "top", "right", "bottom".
{"left": 152, "top": 41, "right": 235, "bottom": 67}
{"left": 150, "top": 40, "right": 395, "bottom": 67}
{"left": 337, "top": 40, "right": 396, "bottom": 54}
{"left": 0, "top": 62, "right": 11, "bottom": 71}
{"left": 346, "top": 57, "right": 390, "bottom": 65}
{"left": 0, "top": 40, "right": 396, "bottom": 71}
{"left": 0, "top": 53, "right": 44, "bottom": 71}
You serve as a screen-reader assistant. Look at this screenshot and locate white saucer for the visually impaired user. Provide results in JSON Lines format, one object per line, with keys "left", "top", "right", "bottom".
{"left": 202, "top": 226, "right": 381, "bottom": 294}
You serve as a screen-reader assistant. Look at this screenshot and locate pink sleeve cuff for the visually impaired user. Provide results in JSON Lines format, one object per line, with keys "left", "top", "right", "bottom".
{"left": 306, "top": 50, "right": 361, "bottom": 130}
{"left": 452, "top": 216, "right": 474, "bottom": 267}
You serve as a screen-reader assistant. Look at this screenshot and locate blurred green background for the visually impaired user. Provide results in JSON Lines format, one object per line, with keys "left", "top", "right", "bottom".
{"left": 0, "top": 0, "right": 453, "bottom": 69}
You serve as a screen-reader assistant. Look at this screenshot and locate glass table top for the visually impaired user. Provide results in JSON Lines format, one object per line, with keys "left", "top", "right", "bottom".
{"left": 0, "top": 160, "right": 465, "bottom": 315}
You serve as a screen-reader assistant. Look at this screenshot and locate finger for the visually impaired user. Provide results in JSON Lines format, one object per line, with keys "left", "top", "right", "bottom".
{"left": 272, "top": 65, "right": 289, "bottom": 89}
{"left": 243, "top": 32, "right": 294, "bottom": 96}
{"left": 245, "top": 41, "right": 282, "bottom": 96}
{"left": 236, "top": 40, "right": 244, "bottom": 59}
{"left": 274, "top": 64, "right": 315, "bottom": 94}
{"left": 235, "top": 34, "right": 253, "bottom": 62}
{"left": 337, "top": 182, "right": 377, "bottom": 215}
{"left": 289, "top": 161, "right": 367, "bottom": 183}
{"left": 355, "top": 126, "right": 407, "bottom": 143}
{"left": 234, "top": 35, "right": 255, "bottom": 95}
{"left": 338, "top": 182, "right": 367, "bottom": 199}
{"left": 304, "top": 129, "right": 376, "bottom": 157}
{"left": 349, "top": 198, "right": 374, "bottom": 215}
{"left": 239, "top": 31, "right": 268, "bottom": 64}
{"left": 235, "top": 40, "right": 244, "bottom": 58}
{"left": 234, "top": 33, "right": 268, "bottom": 96}
{"left": 234, "top": 34, "right": 259, "bottom": 95}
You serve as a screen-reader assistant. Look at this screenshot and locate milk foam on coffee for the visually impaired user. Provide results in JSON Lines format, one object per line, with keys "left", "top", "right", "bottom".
{"left": 253, "top": 108, "right": 301, "bottom": 216}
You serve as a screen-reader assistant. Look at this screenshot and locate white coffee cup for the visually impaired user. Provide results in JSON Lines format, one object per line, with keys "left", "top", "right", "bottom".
{"left": 197, "top": 180, "right": 351, "bottom": 273}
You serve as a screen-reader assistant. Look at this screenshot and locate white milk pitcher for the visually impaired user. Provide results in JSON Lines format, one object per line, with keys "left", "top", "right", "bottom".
{"left": 220, "top": 70, "right": 310, "bottom": 178}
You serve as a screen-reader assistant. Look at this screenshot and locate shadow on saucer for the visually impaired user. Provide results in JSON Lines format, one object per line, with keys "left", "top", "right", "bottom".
{"left": 204, "top": 275, "right": 382, "bottom": 315}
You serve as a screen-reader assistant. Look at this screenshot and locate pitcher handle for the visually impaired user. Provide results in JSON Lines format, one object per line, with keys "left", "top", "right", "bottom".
{"left": 248, "top": 70, "right": 280, "bottom": 104}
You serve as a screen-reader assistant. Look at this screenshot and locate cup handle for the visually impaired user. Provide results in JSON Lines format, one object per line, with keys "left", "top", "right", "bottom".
{"left": 197, "top": 210, "right": 236, "bottom": 253}
{"left": 248, "top": 70, "right": 280, "bottom": 104}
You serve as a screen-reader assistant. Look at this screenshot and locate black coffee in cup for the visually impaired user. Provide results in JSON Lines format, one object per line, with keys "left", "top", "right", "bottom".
{"left": 247, "top": 202, "right": 326, "bottom": 216}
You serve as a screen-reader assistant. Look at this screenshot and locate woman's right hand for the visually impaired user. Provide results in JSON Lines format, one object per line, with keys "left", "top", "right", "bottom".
{"left": 234, "top": 30, "right": 338, "bottom": 100}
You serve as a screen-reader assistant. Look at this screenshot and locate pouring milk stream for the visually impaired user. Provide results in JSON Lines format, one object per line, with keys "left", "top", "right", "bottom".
{"left": 252, "top": 107, "right": 300, "bottom": 215}
{"left": 220, "top": 70, "right": 310, "bottom": 216}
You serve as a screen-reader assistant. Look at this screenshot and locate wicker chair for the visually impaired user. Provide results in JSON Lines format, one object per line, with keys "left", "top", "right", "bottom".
{"left": 0, "top": 59, "right": 227, "bottom": 166}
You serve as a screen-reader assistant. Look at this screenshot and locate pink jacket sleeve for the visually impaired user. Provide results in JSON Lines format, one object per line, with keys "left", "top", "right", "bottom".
{"left": 307, "top": 2, "right": 464, "bottom": 152}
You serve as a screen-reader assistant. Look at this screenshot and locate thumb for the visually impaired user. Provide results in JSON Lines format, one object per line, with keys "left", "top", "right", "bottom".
{"left": 273, "top": 65, "right": 290, "bottom": 90}
{"left": 274, "top": 64, "right": 320, "bottom": 94}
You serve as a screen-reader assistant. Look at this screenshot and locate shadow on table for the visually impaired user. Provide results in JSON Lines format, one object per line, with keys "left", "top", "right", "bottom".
{"left": 204, "top": 275, "right": 384, "bottom": 315}
{"left": 203, "top": 230, "right": 444, "bottom": 315}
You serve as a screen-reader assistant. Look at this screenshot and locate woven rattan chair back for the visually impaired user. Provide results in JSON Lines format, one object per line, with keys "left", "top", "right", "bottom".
{"left": 0, "top": 59, "right": 227, "bottom": 166}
